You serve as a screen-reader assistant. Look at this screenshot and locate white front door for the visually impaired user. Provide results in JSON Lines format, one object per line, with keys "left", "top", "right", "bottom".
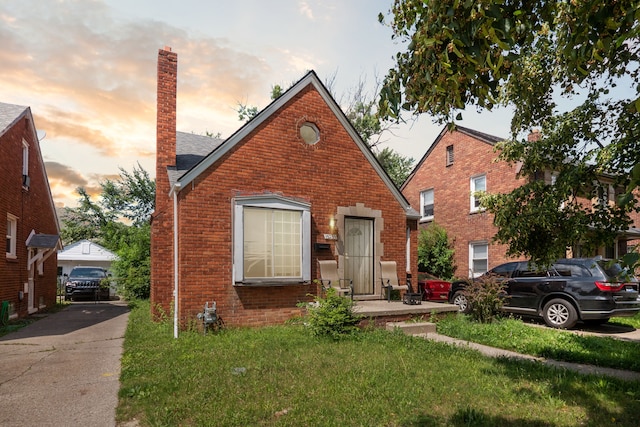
{"left": 344, "top": 217, "right": 374, "bottom": 295}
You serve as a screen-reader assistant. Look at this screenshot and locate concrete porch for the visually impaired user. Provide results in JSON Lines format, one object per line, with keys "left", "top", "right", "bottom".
{"left": 353, "top": 299, "right": 459, "bottom": 327}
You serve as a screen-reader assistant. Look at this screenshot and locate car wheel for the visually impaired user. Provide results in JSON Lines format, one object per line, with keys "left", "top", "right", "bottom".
{"left": 452, "top": 291, "right": 470, "bottom": 314}
{"left": 542, "top": 298, "right": 577, "bottom": 329}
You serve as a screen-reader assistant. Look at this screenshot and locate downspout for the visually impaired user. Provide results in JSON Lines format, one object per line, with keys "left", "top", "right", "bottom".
{"left": 172, "top": 183, "right": 181, "bottom": 338}
{"left": 406, "top": 227, "right": 411, "bottom": 273}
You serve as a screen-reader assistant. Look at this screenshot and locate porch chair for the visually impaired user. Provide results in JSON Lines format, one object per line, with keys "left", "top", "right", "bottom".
{"left": 380, "top": 261, "right": 409, "bottom": 303}
{"left": 317, "top": 260, "right": 354, "bottom": 300}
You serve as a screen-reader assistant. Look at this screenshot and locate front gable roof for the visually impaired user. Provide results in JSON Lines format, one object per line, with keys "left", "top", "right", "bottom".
{"left": 0, "top": 102, "right": 30, "bottom": 137}
{"left": 170, "top": 70, "right": 419, "bottom": 219}
{"left": 401, "top": 125, "right": 505, "bottom": 190}
{"left": 0, "top": 102, "right": 60, "bottom": 234}
{"left": 58, "top": 239, "right": 118, "bottom": 261}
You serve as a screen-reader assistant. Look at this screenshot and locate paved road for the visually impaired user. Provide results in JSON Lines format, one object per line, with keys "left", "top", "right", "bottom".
{"left": 0, "top": 300, "right": 130, "bottom": 427}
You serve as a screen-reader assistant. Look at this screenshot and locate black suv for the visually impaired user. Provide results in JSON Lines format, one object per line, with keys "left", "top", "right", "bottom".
{"left": 449, "top": 257, "right": 640, "bottom": 329}
{"left": 64, "top": 266, "right": 111, "bottom": 301}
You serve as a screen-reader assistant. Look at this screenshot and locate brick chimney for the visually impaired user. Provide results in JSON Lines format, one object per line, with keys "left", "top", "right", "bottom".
{"left": 151, "top": 46, "right": 177, "bottom": 320}
{"left": 156, "top": 46, "right": 177, "bottom": 188}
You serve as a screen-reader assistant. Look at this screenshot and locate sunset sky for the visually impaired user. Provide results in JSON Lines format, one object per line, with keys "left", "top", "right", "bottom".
{"left": 1, "top": 0, "right": 512, "bottom": 208}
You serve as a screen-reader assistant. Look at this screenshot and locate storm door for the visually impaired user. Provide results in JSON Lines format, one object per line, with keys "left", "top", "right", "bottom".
{"left": 344, "top": 217, "right": 374, "bottom": 295}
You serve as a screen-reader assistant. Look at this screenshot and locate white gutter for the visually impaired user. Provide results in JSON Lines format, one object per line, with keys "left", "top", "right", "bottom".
{"left": 406, "top": 227, "right": 411, "bottom": 273}
{"left": 173, "top": 183, "right": 181, "bottom": 338}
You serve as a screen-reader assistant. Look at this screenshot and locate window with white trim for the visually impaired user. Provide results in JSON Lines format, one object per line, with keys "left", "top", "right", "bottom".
{"left": 420, "top": 189, "right": 434, "bottom": 221}
{"left": 6, "top": 214, "right": 17, "bottom": 258}
{"left": 234, "top": 196, "right": 311, "bottom": 283}
{"left": 469, "top": 242, "right": 488, "bottom": 278}
{"left": 470, "top": 174, "right": 486, "bottom": 212}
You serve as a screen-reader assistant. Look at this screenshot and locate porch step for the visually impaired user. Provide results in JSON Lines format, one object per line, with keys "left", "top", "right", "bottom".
{"left": 386, "top": 321, "right": 436, "bottom": 335}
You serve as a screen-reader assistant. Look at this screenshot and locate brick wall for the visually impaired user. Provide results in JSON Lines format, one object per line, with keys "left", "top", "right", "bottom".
{"left": 175, "top": 86, "right": 413, "bottom": 327}
{"left": 151, "top": 51, "right": 415, "bottom": 327}
{"left": 151, "top": 47, "right": 177, "bottom": 319}
{"left": 403, "top": 129, "right": 526, "bottom": 278}
{"left": 0, "top": 111, "right": 59, "bottom": 317}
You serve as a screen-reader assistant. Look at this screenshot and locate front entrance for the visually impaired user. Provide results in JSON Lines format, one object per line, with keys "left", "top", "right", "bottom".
{"left": 344, "top": 217, "right": 374, "bottom": 295}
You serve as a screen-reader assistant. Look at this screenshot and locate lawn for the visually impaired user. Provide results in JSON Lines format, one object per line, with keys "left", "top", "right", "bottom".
{"left": 117, "top": 301, "right": 640, "bottom": 426}
{"left": 436, "top": 313, "right": 640, "bottom": 372}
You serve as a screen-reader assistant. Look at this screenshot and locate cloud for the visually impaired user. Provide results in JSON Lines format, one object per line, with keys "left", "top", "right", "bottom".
{"left": 45, "top": 161, "right": 89, "bottom": 207}
{"left": 0, "top": 0, "right": 313, "bottom": 206}
{"left": 1, "top": 0, "right": 276, "bottom": 149}
{"left": 45, "top": 161, "right": 88, "bottom": 188}
{"left": 35, "top": 112, "right": 118, "bottom": 156}
{"left": 177, "top": 39, "right": 272, "bottom": 115}
{"left": 299, "top": 1, "right": 315, "bottom": 20}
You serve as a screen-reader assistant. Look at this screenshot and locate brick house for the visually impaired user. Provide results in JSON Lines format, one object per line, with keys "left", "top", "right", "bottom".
{"left": 151, "top": 47, "right": 419, "bottom": 329}
{"left": 1, "top": 102, "right": 61, "bottom": 319}
{"left": 402, "top": 125, "right": 640, "bottom": 278}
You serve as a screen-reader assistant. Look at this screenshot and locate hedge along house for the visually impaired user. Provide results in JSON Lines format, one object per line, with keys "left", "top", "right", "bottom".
{"left": 151, "top": 47, "right": 419, "bottom": 332}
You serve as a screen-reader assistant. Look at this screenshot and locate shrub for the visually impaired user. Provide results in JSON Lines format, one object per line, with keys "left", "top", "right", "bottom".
{"left": 417, "top": 222, "right": 456, "bottom": 280}
{"left": 301, "top": 288, "right": 362, "bottom": 340}
{"left": 464, "top": 274, "right": 508, "bottom": 323}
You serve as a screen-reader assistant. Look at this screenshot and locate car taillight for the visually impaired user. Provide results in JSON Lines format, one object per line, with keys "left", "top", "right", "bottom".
{"left": 594, "top": 281, "right": 625, "bottom": 292}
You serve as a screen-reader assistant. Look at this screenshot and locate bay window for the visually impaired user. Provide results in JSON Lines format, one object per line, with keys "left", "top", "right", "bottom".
{"left": 234, "top": 195, "right": 310, "bottom": 284}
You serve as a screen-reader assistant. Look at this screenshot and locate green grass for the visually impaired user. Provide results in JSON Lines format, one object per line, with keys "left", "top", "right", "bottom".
{"left": 117, "top": 301, "right": 640, "bottom": 426}
{"left": 609, "top": 312, "right": 640, "bottom": 329}
{"left": 436, "top": 313, "right": 640, "bottom": 372}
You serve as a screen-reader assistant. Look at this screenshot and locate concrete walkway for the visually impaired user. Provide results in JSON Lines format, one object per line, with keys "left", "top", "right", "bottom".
{"left": 0, "top": 300, "right": 130, "bottom": 427}
{"left": 392, "top": 318, "right": 640, "bottom": 382}
{"left": 422, "top": 331, "right": 640, "bottom": 382}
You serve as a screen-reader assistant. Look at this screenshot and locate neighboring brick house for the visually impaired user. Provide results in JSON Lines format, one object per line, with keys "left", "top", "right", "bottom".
{"left": 402, "top": 126, "right": 640, "bottom": 278}
{"left": 1, "top": 102, "right": 61, "bottom": 319}
{"left": 151, "top": 47, "right": 419, "bottom": 329}
{"left": 402, "top": 126, "right": 525, "bottom": 278}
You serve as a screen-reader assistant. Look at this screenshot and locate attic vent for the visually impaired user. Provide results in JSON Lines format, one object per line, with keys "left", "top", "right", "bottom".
{"left": 300, "top": 123, "right": 320, "bottom": 145}
{"left": 446, "top": 145, "right": 454, "bottom": 166}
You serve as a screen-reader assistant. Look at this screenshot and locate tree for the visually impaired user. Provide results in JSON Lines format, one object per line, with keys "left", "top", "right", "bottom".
{"left": 237, "top": 84, "right": 285, "bottom": 122}
{"left": 376, "top": 147, "right": 414, "bottom": 187}
{"left": 417, "top": 222, "right": 456, "bottom": 280}
{"left": 379, "top": 1, "right": 639, "bottom": 267}
{"left": 60, "top": 164, "right": 155, "bottom": 299}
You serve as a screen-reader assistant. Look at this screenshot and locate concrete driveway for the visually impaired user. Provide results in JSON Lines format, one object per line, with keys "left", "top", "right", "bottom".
{"left": 0, "top": 300, "right": 130, "bottom": 427}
